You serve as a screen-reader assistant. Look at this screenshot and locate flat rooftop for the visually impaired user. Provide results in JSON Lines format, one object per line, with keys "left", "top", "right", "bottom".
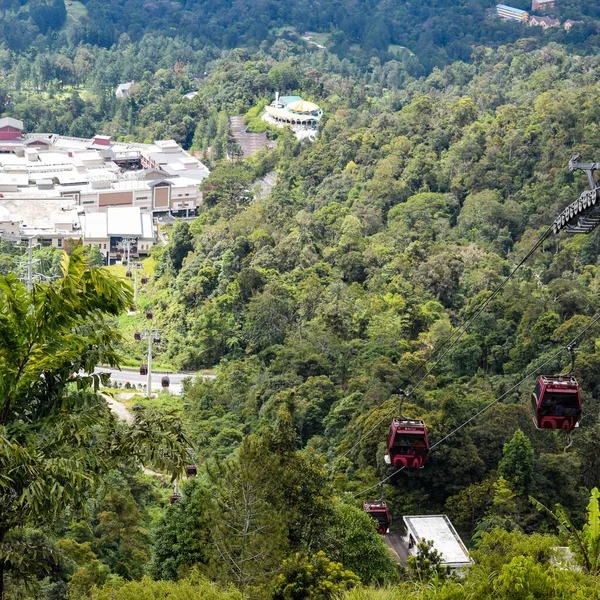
{"left": 0, "top": 197, "right": 80, "bottom": 232}
{"left": 403, "top": 515, "right": 471, "bottom": 567}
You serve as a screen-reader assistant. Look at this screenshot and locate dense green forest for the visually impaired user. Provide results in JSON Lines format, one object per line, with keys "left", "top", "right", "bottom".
{"left": 3, "top": 0, "right": 600, "bottom": 598}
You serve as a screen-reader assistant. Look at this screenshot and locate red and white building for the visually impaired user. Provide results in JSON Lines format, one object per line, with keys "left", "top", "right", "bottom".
{"left": 0, "top": 117, "right": 24, "bottom": 141}
{"left": 532, "top": 0, "right": 555, "bottom": 11}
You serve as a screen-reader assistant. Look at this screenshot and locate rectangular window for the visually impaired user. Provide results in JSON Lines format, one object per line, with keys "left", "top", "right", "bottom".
{"left": 57, "top": 239, "right": 62, "bottom": 248}
{"left": 104, "top": 244, "right": 106, "bottom": 249}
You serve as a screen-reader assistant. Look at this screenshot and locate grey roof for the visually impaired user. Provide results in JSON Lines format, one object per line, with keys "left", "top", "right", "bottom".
{"left": 403, "top": 515, "right": 471, "bottom": 567}
{"left": 0, "top": 117, "right": 24, "bottom": 130}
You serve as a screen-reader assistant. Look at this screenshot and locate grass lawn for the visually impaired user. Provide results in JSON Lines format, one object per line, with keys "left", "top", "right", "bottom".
{"left": 63, "top": 0, "right": 88, "bottom": 29}
{"left": 105, "top": 260, "right": 179, "bottom": 372}
{"left": 302, "top": 31, "right": 330, "bottom": 47}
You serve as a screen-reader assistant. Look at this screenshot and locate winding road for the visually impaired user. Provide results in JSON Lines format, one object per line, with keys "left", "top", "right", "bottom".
{"left": 94, "top": 367, "right": 215, "bottom": 395}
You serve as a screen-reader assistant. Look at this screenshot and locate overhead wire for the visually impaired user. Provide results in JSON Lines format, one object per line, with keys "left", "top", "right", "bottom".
{"left": 340, "top": 225, "right": 554, "bottom": 461}
{"left": 353, "top": 313, "right": 600, "bottom": 498}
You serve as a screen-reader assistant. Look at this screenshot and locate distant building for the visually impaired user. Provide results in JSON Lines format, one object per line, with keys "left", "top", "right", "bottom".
{"left": 532, "top": 0, "right": 555, "bottom": 11}
{"left": 83, "top": 206, "right": 155, "bottom": 263}
{"left": 0, "top": 122, "right": 209, "bottom": 219}
{"left": 264, "top": 93, "right": 323, "bottom": 128}
{"left": 183, "top": 91, "right": 198, "bottom": 100}
{"left": 0, "top": 203, "right": 155, "bottom": 264}
{"left": 115, "top": 81, "right": 135, "bottom": 99}
{"left": 564, "top": 19, "right": 583, "bottom": 31}
{"left": 0, "top": 117, "right": 24, "bottom": 141}
{"left": 403, "top": 515, "right": 472, "bottom": 572}
{"left": 496, "top": 4, "right": 529, "bottom": 22}
{"left": 530, "top": 15, "right": 561, "bottom": 27}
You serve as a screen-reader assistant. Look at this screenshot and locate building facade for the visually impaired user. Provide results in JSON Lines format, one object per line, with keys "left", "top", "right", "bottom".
{"left": 264, "top": 93, "right": 323, "bottom": 127}
{"left": 496, "top": 4, "right": 529, "bottom": 22}
{"left": 530, "top": 15, "right": 560, "bottom": 27}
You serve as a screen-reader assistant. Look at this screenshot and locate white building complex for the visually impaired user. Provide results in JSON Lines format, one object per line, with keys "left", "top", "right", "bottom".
{"left": 0, "top": 117, "right": 209, "bottom": 263}
{"left": 263, "top": 93, "right": 323, "bottom": 141}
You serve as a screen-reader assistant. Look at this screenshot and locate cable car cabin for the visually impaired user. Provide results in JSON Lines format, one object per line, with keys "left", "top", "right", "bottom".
{"left": 134, "top": 331, "right": 141, "bottom": 341}
{"left": 185, "top": 464, "right": 197, "bottom": 477}
{"left": 385, "top": 419, "right": 430, "bottom": 468}
{"left": 126, "top": 270, "right": 132, "bottom": 278}
{"left": 362, "top": 500, "right": 391, "bottom": 534}
{"left": 153, "top": 336, "right": 161, "bottom": 345}
{"left": 141, "top": 276, "right": 148, "bottom": 284}
{"left": 532, "top": 376, "right": 582, "bottom": 430}
{"left": 161, "top": 376, "right": 170, "bottom": 388}
{"left": 140, "top": 365, "right": 148, "bottom": 376}
{"left": 146, "top": 310, "right": 153, "bottom": 320}
{"left": 169, "top": 493, "right": 181, "bottom": 505}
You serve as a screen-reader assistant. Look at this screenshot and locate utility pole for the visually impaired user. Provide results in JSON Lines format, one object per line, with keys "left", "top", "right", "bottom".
{"left": 116, "top": 236, "right": 138, "bottom": 266}
{"left": 0, "top": 233, "right": 40, "bottom": 291}
{"left": 147, "top": 330, "right": 152, "bottom": 397}
{"left": 126, "top": 262, "right": 144, "bottom": 306}
{"left": 26, "top": 237, "right": 33, "bottom": 292}
{"left": 137, "top": 326, "right": 160, "bottom": 398}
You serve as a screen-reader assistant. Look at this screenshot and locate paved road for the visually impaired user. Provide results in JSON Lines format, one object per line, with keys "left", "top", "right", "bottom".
{"left": 94, "top": 367, "right": 214, "bottom": 395}
{"left": 384, "top": 531, "right": 409, "bottom": 563}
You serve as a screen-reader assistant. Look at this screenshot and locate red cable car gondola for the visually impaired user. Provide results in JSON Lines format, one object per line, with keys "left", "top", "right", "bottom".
{"left": 169, "top": 493, "right": 181, "bottom": 505}
{"left": 126, "top": 270, "right": 132, "bottom": 278}
{"left": 362, "top": 500, "right": 391, "bottom": 534}
{"left": 134, "top": 331, "right": 141, "bottom": 341}
{"left": 532, "top": 375, "right": 582, "bottom": 430}
{"left": 146, "top": 310, "right": 153, "bottom": 320}
{"left": 185, "top": 464, "right": 197, "bottom": 477}
{"left": 140, "top": 365, "right": 148, "bottom": 375}
{"left": 385, "top": 418, "right": 430, "bottom": 468}
{"left": 161, "top": 376, "right": 170, "bottom": 388}
{"left": 141, "top": 276, "right": 148, "bottom": 284}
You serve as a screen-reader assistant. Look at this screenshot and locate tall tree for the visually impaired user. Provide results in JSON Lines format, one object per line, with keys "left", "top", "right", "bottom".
{"left": 498, "top": 429, "right": 535, "bottom": 496}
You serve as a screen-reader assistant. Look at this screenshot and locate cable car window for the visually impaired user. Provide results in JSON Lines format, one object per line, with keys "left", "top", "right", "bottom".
{"left": 392, "top": 434, "right": 427, "bottom": 450}
{"left": 540, "top": 391, "right": 580, "bottom": 408}
{"left": 372, "top": 513, "right": 388, "bottom": 525}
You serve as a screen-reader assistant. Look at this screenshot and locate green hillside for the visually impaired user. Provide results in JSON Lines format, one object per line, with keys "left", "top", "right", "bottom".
{"left": 2, "top": 2, "right": 600, "bottom": 599}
